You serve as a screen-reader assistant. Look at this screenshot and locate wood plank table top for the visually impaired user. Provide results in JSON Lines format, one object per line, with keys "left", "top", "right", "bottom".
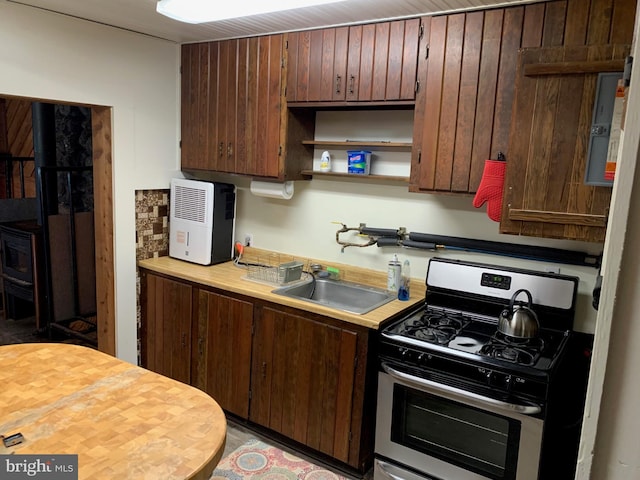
{"left": 0, "top": 343, "right": 227, "bottom": 480}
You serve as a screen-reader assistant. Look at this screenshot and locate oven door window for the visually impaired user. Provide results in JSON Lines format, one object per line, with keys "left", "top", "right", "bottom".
{"left": 391, "top": 383, "right": 520, "bottom": 480}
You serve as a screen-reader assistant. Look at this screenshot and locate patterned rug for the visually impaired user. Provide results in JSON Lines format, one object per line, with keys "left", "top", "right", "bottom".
{"left": 211, "top": 439, "right": 351, "bottom": 480}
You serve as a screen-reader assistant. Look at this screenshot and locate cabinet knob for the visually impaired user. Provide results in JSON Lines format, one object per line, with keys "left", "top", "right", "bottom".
{"left": 335, "top": 74, "right": 342, "bottom": 94}
{"left": 227, "top": 142, "right": 233, "bottom": 158}
{"left": 261, "top": 361, "right": 267, "bottom": 378}
{"left": 348, "top": 75, "right": 355, "bottom": 94}
{"left": 219, "top": 142, "right": 224, "bottom": 157}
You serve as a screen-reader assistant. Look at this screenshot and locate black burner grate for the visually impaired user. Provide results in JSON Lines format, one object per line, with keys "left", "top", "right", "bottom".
{"left": 400, "top": 308, "right": 469, "bottom": 345}
{"left": 479, "top": 332, "right": 545, "bottom": 366}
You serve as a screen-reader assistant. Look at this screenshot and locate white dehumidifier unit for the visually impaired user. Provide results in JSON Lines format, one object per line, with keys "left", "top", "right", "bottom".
{"left": 169, "top": 178, "right": 236, "bottom": 265}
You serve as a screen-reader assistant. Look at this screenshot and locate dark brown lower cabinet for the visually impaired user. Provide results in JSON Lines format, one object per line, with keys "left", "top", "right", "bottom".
{"left": 192, "top": 290, "right": 253, "bottom": 418}
{"left": 140, "top": 270, "right": 375, "bottom": 472}
{"left": 250, "top": 305, "right": 374, "bottom": 471}
{"left": 142, "top": 273, "right": 193, "bottom": 384}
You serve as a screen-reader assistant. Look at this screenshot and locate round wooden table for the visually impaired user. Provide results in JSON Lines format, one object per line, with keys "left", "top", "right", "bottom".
{"left": 0, "top": 343, "right": 226, "bottom": 479}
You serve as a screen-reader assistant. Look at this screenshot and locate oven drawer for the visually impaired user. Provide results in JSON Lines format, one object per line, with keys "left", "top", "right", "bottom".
{"left": 374, "top": 458, "right": 435, "bottom": 480}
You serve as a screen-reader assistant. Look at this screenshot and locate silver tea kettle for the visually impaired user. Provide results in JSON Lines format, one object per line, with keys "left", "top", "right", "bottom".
{"left": 498, "top": 289, "right": 539, "bottom": 339}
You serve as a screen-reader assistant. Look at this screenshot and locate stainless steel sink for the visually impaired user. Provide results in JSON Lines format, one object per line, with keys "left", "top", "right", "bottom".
{"left": 272, "top": 277, "right": 396, "bottom": 314}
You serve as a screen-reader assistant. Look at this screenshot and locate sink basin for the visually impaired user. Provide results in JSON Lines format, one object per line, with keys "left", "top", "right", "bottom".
{"left": 272, "top": 277, "right": 396, "bottom": 314}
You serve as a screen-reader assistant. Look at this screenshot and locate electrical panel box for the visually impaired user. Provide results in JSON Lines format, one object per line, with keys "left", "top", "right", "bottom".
{"left": 585, "top": 72, "right": 624, "bottom": 186}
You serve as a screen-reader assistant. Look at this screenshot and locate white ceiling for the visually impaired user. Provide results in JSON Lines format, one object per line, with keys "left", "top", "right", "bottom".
{"left": 7, "top": 0, "right": 546, "bottom": 43}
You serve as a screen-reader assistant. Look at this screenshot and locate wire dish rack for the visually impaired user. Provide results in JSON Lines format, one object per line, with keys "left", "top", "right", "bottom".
{"left": 244, "top": 252, "right": 309, "bottom": 286}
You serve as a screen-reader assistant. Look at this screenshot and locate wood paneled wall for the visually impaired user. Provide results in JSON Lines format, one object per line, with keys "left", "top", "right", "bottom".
{"left": 0, "top": 98, "right": 36, "bottom": 199}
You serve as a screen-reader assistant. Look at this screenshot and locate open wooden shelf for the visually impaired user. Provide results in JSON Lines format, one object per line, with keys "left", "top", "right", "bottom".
{"left": 300, "top": 169, "right": 409, "bottom": 182}
{"left": 302, "top": 140, "right": 412, "bottom": 151}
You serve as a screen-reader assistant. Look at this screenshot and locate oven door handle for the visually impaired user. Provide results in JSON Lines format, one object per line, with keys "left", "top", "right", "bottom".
{"left": 1, "top": 273, "right": 32, "bottom": 287}
{"left": 381, "top": 362, "right": 541, "bottom": 415}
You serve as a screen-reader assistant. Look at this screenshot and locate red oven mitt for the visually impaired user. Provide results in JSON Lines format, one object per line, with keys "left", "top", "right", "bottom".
{"left": 473, "top": 155, "right": 506, "bottom": 222}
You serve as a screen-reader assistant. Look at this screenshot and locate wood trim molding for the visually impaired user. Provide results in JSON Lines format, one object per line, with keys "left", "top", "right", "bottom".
{"left": 524, "top": 59, "right": 625, "bottom": 76}
{"left": 1, "top": 95, "right": 115, "bottom": 355}
{"left": 91, "top": 106, "right": 116, "bottom": 356}
{"left": 508, "top": 209, "right": 608, "bottom": 227}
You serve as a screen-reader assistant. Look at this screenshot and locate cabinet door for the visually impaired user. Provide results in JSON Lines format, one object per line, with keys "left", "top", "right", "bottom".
{"left": 250, "top": 306, "right": 358, "bottom": 464}
{"left": 193, "top": 290, "right": 253, "bottom": 418}
{"left": 240, "top": 34, "right": 285, "bottom": 178}
{"left": 287, "top": 19, "right": 420, "bottom": 104}
{"left": 499, "top": 0, "right": 635, "bottom": 242}
{"left": 181, "top": 36, "right": 284, "bottom": 177}
{"left": 181, "top": 43, "right": 211, "bottom": 171}
{"left": 501, "top": 44, "right": 628, "bottom": 242}
{"left": 181, "top": 40, "right": 232, "bottom": 172}
{"left": 143, "top": 273, "right": 192, "bottom": 384}
{"left": 212, "top": 39, "right": 239, "bottom": 173}
{"left": 347, "top": 19, "right": 420, "bottom": 102}
{"left": 411, "top": 8, "right": 523, "bottom": 193}
{"left": 287, "top": 27, "right": 348, "bottom": 103}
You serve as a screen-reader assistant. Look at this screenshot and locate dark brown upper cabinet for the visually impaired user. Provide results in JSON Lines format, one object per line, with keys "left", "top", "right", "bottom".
{"left": 181, "top": 34, "right": 313, "bottom": 180}
{"left": 287, "top": 18, "right": 422, "bottom": 106}
{"left": 410, "top": 7, "right": 525, "bottom": 194}
{"left": 410, "top": 0, "right": 635, "bottom": 243}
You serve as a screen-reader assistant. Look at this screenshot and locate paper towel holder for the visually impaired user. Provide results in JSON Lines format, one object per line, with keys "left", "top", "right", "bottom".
{"left": 249, "top": 179, "right": 294, "bottom": 200}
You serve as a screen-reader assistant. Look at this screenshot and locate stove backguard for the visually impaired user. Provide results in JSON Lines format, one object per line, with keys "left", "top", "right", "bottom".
{"left": 424, "top": 258, "right": 580, "bottom": 332}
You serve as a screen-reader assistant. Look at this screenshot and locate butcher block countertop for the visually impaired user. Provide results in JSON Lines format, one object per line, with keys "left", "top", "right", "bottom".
{"left": 138, "top": 250, "right": 423, "bottom": 330}
{"left": 0, "top": 343, "right": 227, "bottom": 480}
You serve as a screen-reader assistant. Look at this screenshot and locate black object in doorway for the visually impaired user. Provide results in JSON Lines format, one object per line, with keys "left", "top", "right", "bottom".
{"left": 32, "top": 103, "right": 97, "bottom": 346}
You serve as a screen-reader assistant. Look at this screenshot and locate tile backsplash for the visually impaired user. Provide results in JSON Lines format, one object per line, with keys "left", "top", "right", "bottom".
{"left": 136, "top": 189, "right": 169, "bottom": 261}
{"left": 135, "top": 189, "right": 169, "bottom": 364}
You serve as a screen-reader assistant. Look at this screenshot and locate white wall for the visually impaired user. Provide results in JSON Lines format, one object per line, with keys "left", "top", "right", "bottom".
{"left": 0, "top": 2, "right": 181, "bottom": 363}
{"left": 575, "top": 2, "right": 640, "bottom": 478}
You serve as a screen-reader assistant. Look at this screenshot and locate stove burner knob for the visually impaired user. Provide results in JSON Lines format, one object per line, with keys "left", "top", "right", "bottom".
{"left": 417, "top": 353, "right": 426, "bottom": 364}
{"left": 485, "top": 371, "right": 493, "bottom": 383}
{"left": 399, "top": 347, "right": 410, "bottom": 359}
{"left": 505, "top": 375, "right": 512, "bottom": 389}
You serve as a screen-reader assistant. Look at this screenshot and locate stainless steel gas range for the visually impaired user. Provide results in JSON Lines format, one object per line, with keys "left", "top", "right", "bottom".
{"left": 375, "top": 258, "right": 591, "bottom": 480}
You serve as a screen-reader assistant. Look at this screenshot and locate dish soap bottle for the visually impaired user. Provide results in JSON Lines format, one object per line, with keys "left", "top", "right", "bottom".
{"left": 387, "top": 254, "right": 401, "bottom": 293}
{"left": 398, "top": 259, "right": 410, "bottom": 301}
{"left": 319, "top": 150, "right": 332, "bottom": 172}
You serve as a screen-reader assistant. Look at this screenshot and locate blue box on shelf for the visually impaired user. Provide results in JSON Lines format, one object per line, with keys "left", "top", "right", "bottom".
{"left": 347, "top": 150, "right": 371, "bottom": 175}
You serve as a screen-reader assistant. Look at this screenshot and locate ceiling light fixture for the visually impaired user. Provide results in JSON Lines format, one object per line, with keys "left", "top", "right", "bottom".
{"left": 156, "top": 0, "right": 348, "bottom": 24}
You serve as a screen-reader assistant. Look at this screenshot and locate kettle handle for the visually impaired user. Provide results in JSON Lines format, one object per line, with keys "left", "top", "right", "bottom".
{"left": 510, "top": 289, "right": 533, "bottom": 310}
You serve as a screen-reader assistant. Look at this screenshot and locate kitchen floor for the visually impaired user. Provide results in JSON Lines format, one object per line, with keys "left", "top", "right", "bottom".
{"left": 223, "top": 419, "right": 370, "bottom": 480}
{"left": 0, "top": 311, "right": 48, "bottom": 345}
{"left": 0, "top": 308, "right": 97, "bottom": 347}
{"left": 222, "top": 418, "right": 257, "bottom": 457}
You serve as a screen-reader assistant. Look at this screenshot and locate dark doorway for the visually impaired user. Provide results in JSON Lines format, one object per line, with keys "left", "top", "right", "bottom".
{"left": 0, "top": 95, "right": 115, "bottom": 354}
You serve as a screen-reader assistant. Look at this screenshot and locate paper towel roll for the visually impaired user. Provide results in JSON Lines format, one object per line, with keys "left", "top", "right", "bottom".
{"left": 250, "top": 180, "right": 294, "bottom": 200}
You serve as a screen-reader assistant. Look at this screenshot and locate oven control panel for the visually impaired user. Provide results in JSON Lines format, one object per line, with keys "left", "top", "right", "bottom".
{"left": 481, "top": 272, "right": 511, "bottom": 290}
{"left": 380, "top": 343, "right": 548, "bottom": 401}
